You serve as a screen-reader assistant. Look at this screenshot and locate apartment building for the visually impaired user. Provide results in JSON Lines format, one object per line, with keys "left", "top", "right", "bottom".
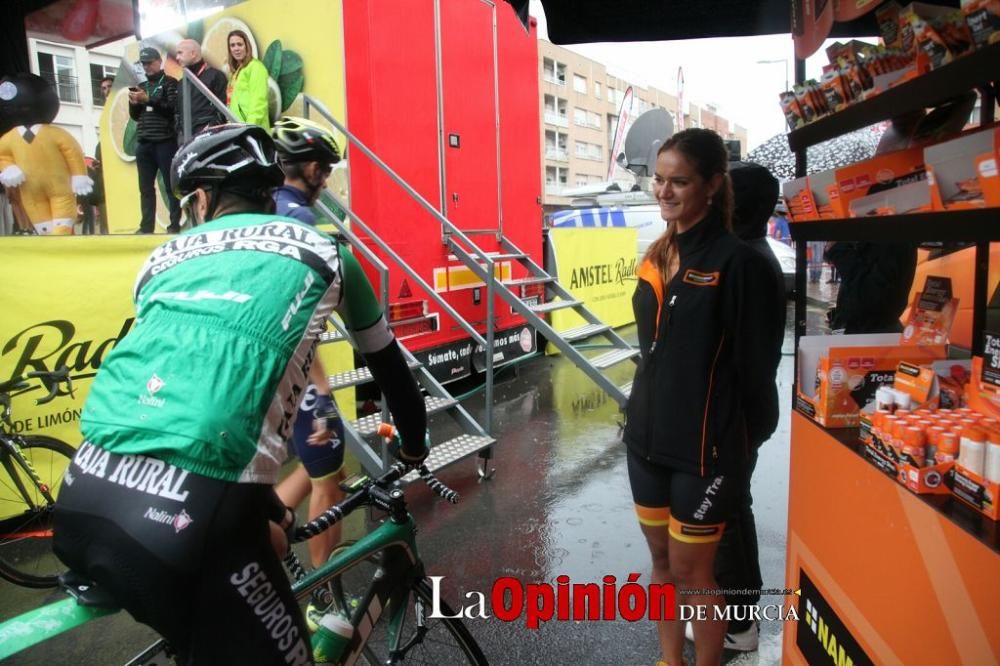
{"left": 27, "top": 37, "right": 129, "bottom": 156}
{"left": 539, "top": 40, "right": 747, "bottom": 208}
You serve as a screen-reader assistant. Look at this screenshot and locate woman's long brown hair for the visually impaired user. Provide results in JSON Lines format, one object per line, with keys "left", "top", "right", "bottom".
{"left": 226, "top": 30, "right": 255, "bottom": 74}
{"left": 643, "top": 128, "right": 734, "bottom": 285}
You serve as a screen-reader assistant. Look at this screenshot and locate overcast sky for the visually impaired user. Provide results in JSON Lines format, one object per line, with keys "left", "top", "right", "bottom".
{"left": 528, "top": 1, "right": 877, "bottom": 151}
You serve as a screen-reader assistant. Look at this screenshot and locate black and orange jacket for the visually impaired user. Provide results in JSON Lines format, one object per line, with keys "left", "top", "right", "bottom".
{"left": 623, "top": 210, "right": 783, "bottom": 477}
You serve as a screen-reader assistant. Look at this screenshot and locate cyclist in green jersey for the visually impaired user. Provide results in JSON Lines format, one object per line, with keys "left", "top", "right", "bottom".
{"left": 53, "top": 124, "right": 428, "bottom": 665}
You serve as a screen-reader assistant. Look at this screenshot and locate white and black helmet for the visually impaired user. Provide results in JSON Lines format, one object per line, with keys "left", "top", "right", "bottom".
{"left": 171, "top": 123, "right": 284, "bottom": 198}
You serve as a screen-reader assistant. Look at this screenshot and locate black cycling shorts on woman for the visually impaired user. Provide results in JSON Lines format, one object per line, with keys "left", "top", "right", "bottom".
{"left": 622, "top": 128, "right": 782, "bottom": 666}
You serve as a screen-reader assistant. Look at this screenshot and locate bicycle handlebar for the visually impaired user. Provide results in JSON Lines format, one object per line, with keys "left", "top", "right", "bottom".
{"left": 291, "top": 425, "right": 459, "bottom": 543}
{"left": 28, "top": 367, "right": 75, "bottom": 406}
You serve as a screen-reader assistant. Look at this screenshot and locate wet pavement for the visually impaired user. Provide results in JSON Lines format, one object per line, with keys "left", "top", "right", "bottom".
{"left": 1, "top": 299, "right": 837, "bottom": 666}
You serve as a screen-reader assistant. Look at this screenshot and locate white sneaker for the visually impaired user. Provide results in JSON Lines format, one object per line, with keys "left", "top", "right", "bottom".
{"left": 683, "top": 620, "right": 759, "bottom": 652}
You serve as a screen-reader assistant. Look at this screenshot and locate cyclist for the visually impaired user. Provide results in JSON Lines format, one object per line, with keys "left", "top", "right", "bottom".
{"left": 269, "top": 116, "right": 348, "bottom": 583}
{"left": 53, "top": 123, "right": 428, "bottom": 665}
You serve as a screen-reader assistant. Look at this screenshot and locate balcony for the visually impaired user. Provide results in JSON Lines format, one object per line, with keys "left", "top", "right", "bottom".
{"left": 544, "top": 148, "right": 569, "bottom": 162}
{"left": 542, "top": 74, "right": 565, "bottom": 86}
{"left": 544, "top": 112, "right": 569, "bottom": 128}
{"left": 544, "top": 184, "right": 566, "bottom": 196}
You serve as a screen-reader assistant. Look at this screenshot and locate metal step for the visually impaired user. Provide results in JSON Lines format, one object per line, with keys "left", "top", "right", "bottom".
{"left": 590, "top": 347, "right": 640, "bottom": 369}
{"left": 327, "top": 359, "right": 422, "bottom": 391}
{"left": 560, "top": 323, "right": 611, "bottom": 342}
{"left": 619, "top": 381, "right": 633, "bottom": 398}
{"left": 351, "top": 395, "right": 458, "bottom": 437}
{"left": 503, "top": 276, "right": 554, "bottom": 289}
{"left": 401, "top": 433, "right": 495, "bottom": 483}
{"left": 530, "top": 299, "right": 581, "bottom": 314}
{"left": 318, "top": 329, "right": 346, "bottom": 344}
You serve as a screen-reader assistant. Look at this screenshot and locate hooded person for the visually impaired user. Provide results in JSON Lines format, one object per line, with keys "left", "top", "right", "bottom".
{"left": 685, "top": 160, "right": 786, "bottom": 651}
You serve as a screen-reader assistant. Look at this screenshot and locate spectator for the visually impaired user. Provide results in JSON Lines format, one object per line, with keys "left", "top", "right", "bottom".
{"left": 771, "top": 203, "right": 791, "bottom": 244}
{"left": 89, "top": 75, "right": 114, "bottom": 234}
{"left": 175, "top": 39, "right": 228, "bottom": 141}
{"left": 129, "top": 47, "right": 181, "bottom": 233}
{"left": 226, "top": 30, "right": 270, "bottom": 130}
{"left": 808, "top": 240, "right": 825, "bottom": 283}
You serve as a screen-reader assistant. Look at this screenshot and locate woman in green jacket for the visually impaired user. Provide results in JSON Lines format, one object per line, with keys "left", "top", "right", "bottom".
{"left": 226, "top": 29, "right": 270, "bottom": 130}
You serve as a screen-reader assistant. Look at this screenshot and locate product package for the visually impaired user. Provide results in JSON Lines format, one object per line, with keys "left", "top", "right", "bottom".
{"left": 796, "top": 334, "right": 946, "bottom": 428}
{"left": 951, "top": 461, "right": 1000, "bottom": 519}
{"left": 782, "top": 170, "right": 839, "bottom": 222}
{"left": 925, "top": 124, "right": 1000, "bottom": 209}
{"left": 962, "top": 0, "right": 1000, "bottom": 49}
{"left": 900, "top": 276, "right": 959, "bottom": 345}
{"left": 901, "top": 2, "right": 976, "bottom": 70}
{"left": 847, "top": 178, "right": 932, "bottom": 216}
{"left": 833, "top": 146, "right": 927, "bottom": 217}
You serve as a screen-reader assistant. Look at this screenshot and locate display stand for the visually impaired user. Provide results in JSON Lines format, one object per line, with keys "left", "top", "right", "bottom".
{"left": 783, "top": 45, "right": 1000, "bottom": 664}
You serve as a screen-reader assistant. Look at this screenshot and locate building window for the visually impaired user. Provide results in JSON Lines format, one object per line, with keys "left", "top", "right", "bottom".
{"left": 572, "top": 109, "right": 600, "bottom": 129}
{"left": 544, "top": 58, "right": 566, "bottom": 85}
{"left": 573, "top": 74, "right": 587, "bottom": 94}
{"left": 575, "top": 175, "right": 589, "bottom": 188}
{"left": 594, "top": 81, "right": 601, "bottom": 99}
{"left": 573, "top": 107, "right": 587, "bottom": 126}
{"left": 89, "top": 63, "right": 117, "bottom": 105}
{"left": 575, "top": 140, "right": 602, "bottom": 161}
{"left": 607, "top": 86, "right": 615, "bottom": 103}
{"left": 38, "top": 51, "right": 79, "bottom": 104}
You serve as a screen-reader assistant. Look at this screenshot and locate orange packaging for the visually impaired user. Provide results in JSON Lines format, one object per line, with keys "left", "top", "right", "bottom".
{"left": 833, "top": 146, "right": 926, "bottom": 218}
{"left": 962, "top": 0, "right": 1000, "bottom": 49}
{"left": 901, "top": 276, "right": 959, "bottom": 345}
{"left": 951, "top": 461, "right": 1000, "bottom": 519}
{"left": 779, "top": 91, "right": 807, "bottom": 130}
{"left": 797, "top": 334, "right": 947, "bottom": 428}
{"left": 892, "top": 361, "right": 941, "bottom": 408}
{"left": 925, "top": 125, "right": 1000, "bottom": 210}
{"left": 877, "top": 1, "right": 904, "bottom": 48}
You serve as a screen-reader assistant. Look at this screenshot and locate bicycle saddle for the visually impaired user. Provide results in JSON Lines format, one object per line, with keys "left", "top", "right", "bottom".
{"left": 59, "top": 571, "right": 119, "bottom": 609}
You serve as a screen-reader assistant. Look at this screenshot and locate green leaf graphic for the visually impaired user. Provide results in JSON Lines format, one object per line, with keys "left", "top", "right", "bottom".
{"left": 263, "top": 40, "right": 283, "bottom": 79}
{"left": 123, "top": 119, "right": 137, "bottom": 157}
{"left": 277, "top": 49, "right": 305, "bottom": 111}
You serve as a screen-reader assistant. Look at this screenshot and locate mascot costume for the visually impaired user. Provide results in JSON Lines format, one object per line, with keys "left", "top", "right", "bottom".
{"left": 0, "top": 73, "right": 93, "bottom": 235}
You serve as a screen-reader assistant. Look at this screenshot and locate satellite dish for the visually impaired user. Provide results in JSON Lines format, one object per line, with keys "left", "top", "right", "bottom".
{"left": 617, "top": 108, "right": 674, "bottom": 178}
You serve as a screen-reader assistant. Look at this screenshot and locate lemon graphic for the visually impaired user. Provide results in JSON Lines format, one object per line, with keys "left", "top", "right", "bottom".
{"left": 267, "top": 77, "right": 281, "bottom": 123}
{"left": 201, "top": 17, "right": 256, "bottom": 75}
{"left": 282, "top": 92, "right": 306, "bottom": 119}
{"left": 108, "top": 87, "right": 136, "bottom": 162}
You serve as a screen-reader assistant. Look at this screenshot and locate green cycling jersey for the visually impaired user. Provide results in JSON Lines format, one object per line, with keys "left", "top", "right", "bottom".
{"left": 80, "top": 213, "right": 390, "bottom": 484}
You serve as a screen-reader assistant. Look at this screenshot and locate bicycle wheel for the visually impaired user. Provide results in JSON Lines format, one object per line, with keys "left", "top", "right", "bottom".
{"left": 356, "top": 577, "right": 487, "bottom": 665}
{"left": 0, "top": 435, "right": 75, "bottom": 588}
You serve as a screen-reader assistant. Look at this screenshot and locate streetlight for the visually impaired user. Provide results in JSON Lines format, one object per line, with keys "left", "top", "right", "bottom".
{"left": 757, "top": 58, "right": 789, "bottom": 92}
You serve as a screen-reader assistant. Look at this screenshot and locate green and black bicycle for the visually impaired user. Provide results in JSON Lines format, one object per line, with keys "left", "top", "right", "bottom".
{"left": 0, "top": 427, "right": 488, "bottom": 665}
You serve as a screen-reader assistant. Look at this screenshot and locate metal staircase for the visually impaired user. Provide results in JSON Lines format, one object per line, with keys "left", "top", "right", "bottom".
{"left": 302, "top": 95, "right": 638, "bottom": 415}
{"left": 312, "top": 196, "right": 496, "bottom": 480}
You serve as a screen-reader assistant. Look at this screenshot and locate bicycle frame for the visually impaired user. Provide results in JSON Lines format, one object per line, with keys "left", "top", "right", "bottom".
{"left": 294, "top": 514, "right": 423, "bottom": 664}
{"left": 0, "top": 511, "right": 423, "bottom": 663}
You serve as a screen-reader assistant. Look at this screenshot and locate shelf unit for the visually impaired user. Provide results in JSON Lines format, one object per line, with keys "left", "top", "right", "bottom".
{"left": 786, "top": 43, "right": 1000, "bottom": 153}
{"left": 782, "top": 39, "right": 1000, "bottom": 666}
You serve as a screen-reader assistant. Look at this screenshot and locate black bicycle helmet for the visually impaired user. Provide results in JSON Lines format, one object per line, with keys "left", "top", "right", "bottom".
{"left": 271, "top": 116, "right": 341, "bottom": 165}
{"left": 171, "top": 123, "right": 284, "bottom": 198}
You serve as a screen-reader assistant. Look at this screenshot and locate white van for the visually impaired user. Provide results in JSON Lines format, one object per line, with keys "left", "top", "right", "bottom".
{"left": 549, "top": 200, "right": 796, "bottom": 296}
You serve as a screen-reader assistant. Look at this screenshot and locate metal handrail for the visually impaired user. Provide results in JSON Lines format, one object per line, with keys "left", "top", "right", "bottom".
{"left": 179, "top": 68, "right": 238, "bottom": 142}
{"left": 301, "top": 94, "right": 497, "bottom": 435}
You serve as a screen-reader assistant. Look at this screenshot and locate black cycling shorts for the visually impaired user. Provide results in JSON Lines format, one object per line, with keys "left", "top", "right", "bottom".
{"left": 53, "top": 441, "right": 312, "bottom": 665}
{"left": 292, "top": 384, "right": 345, "bottom": 479}
{"left": 626, "top": 448, "right": 739, "bottom": 543}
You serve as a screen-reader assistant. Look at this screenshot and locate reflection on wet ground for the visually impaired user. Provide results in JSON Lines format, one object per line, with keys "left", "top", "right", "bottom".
{"left": 1, "top": 299, "right": 830, "bottom": 665}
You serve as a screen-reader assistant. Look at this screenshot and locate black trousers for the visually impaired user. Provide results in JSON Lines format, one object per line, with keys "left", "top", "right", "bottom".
{"left": 713, "top": 447, "right": 762, "bottom": 631}
{"left": 136, "top": 139, "right": 181, "bottom": 232}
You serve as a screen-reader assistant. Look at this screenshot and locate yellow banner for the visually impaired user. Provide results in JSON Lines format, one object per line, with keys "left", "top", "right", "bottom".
{"left": 0, "top": 235, "right": 354, "bottom": 448}
{"left": 547, "top": 227, "right": 638, "bottom": 334}
{"left": 101, "top": 0, "right": 347, "bottom": 234}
